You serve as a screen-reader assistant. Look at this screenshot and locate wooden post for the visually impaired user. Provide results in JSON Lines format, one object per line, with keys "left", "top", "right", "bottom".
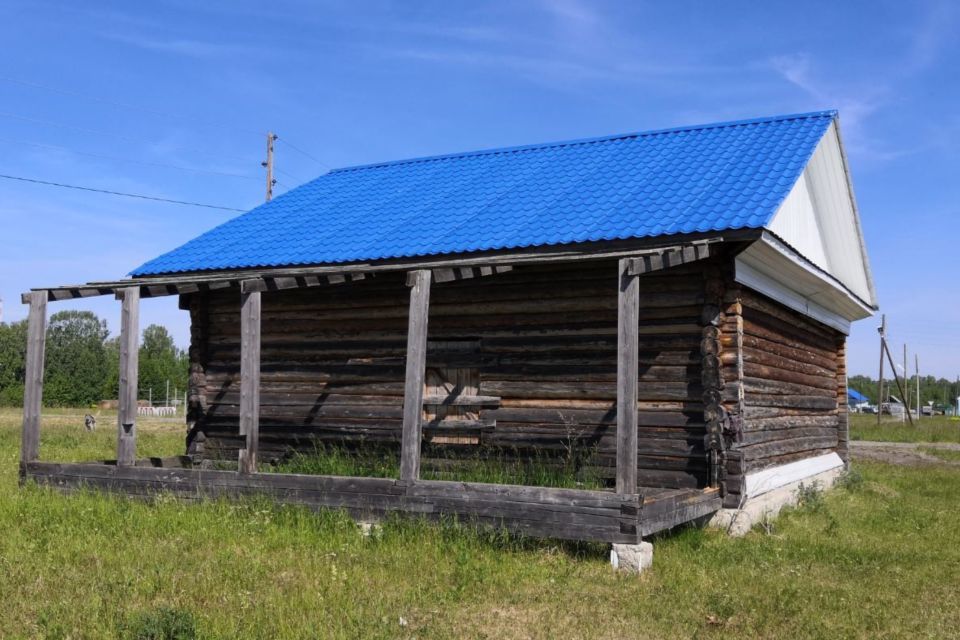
{"left": 117, "top": 287, "right": 140, "bottom": 466}
{"left": 915, "top": 354, "right": 921, "bottom": 421}
{"left": 20, "top": 291, "right": 47, "bottom": 468}
{"left": 616, "top": 259, "right": 639, "bottom": 495}
{"left": 238, "top": 290, "right": 262, "bottom": 474}
{"left": 903, "top": 344, "right": 909, "bottom": 423}
{"left": 400, "top": 269, "right": 431, "bottom": 482}
{"left": 876, "top": 314, "right": 885, "bottom": 425}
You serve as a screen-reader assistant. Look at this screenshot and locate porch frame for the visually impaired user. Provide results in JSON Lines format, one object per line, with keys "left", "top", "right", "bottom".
{"left": 17, "top": 239, "right": 722, "bottom": 544}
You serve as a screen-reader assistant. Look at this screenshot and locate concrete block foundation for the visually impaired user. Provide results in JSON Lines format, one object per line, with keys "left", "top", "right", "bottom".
{"left": 610, "top": 541, "right": 654, "bottom": 574}
{"left": 709, "top": 463, "right": 845, "bottom": 536}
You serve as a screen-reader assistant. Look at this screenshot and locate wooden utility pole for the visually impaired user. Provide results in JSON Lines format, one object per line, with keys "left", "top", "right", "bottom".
{"left": 915, "top": 354, "right": 921, "bottom": 421}
{"left": 263, "top": 131, "right": 277, "bottom": 202}
{"left": 881, "top": 340, "right": 914, "bottom": 427}
{"left": 876, "top": 315, "right": 885, "bottom": 425}
{"left": 903, "top": 344, "right": 909, "bottom": 423}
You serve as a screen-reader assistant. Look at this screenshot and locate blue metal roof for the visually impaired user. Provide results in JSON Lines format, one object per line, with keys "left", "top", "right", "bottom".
{"left": 848, "top": 388, "right": 869, "bottom": 403}
{"left": 132, "top": 110, "right": 837, "bottom": 276}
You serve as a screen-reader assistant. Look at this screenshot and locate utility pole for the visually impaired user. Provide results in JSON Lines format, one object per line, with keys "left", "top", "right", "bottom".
{"left": 902, "top": 344, "right": 908, "bottom": 423}
{"left": 876, "top": 315, "right": 886, "bottom": 424}
{"left": 915, "top": 354, "right": 920, "bottom": 421}
{"left": 262, "top": 131, "right": 277, "bottom": 202}
{"left": 881, "top": 338, "right": 914, "bottom": 427}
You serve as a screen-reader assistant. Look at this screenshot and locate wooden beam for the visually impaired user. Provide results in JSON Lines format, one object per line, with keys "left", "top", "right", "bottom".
{"left": 625, "top": 242, "right": 712, "bottom": 276}
{"left": 116, "top": 287, "right": 140, "bottom": 466}
{"left": 27, "top": 235, "right": 730, "bottom": 303}
{"left": 238, "top": 291, "right": 262, "bottom": 474}
{"left": 431, "top": 265, "right": 513, "bottom": 283}
{"left": 20, "top": 291, "right": 47, "bottom": 467}
{"left": 400, "top": 269, "right": 431, "bottom": 481}
{"left": 616, "top": 258, "right": 640, "bottom": 495}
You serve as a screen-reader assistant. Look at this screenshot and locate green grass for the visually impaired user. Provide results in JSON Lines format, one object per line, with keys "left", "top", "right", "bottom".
{"left": 1, "top": 407, "right": 960, "bottom": 638}
{"left": 918, "top": 447, "right": 960, "bottom": 463}
{"left": 850, "top": 413, "right": 960, "bottom": 443}
{"left": 270, "top": 444, "right": 605, "bottom": 489}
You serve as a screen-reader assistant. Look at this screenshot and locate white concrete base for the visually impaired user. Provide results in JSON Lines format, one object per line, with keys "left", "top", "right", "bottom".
{"left": 610, "top": 542, "right": 653, "bottom": 574}
{"left": 708, "top": 465, "right": 844, "bottom": 536}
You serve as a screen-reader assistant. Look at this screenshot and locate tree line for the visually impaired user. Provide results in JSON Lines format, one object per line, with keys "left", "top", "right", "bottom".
{"left": 0, "top": 310, "right": 188, "bottom": 407}
{"left": 848, "top": 374, "right": 960, "bottom": 409}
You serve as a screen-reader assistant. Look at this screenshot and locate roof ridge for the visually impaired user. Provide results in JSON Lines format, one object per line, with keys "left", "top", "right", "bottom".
{"left": 329, "top": 109, "right": 837, "bottom": 174}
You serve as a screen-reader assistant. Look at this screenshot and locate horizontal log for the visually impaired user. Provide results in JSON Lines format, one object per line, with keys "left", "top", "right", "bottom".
{"left": 744, "top": 415, "right": 839, "bottom": 431}
{"left": 740, "top": 377, "right": 837, "bottom": 398}
{"left": 727, "top": 347, "right": 836, "bottom": 378}
{"left": 741, "top": 362, "right": 838, "bottom": 391}
{"left": 422, "top": 395, "right": 501, "bottom": 408}
{"left": 745, "top": 447, "right": 838, "bottom": 473}
{"left": 741, "top": 319, "right": 838, "bottom": 358}
{"left": 742, "top": 405, "right": 837, "bottom": 419}
{"left": 739, "top": 435, "right": 838, "bottom": 460}
{"left": 24, "top": 461, "right": 671, "bottom": 543}
{"left": 725, "top": 334, "right": 837, "bottom": 372}
{"left": 640, "top": 488, "right": 721, "bottom": 536}
{"left": 740, "top": 290, "right": 839, "bottom": 342}
{"left": 740, "top": 394, "right": 837, "bottom": 411}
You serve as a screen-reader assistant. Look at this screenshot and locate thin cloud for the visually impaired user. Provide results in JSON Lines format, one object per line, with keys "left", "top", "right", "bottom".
{"left": 99, "top": 31, "right": 267, "bottom": 60}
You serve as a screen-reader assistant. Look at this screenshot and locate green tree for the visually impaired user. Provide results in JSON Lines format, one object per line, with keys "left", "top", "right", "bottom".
{"left": 44, "top": 310, "right": 110, "bottom": 406}
{"left": 101, "top": 336, "right": 120, "bottom": 401}
{"left": 139, "top": 325, "right": 188, "bottom": 404}
{"left": 0, "top": 319, "right": 28, "bottom": 406}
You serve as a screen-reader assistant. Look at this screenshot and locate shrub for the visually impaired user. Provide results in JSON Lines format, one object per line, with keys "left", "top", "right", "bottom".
{"left": 119, "top": 607, "right": 197, "bottom": 640}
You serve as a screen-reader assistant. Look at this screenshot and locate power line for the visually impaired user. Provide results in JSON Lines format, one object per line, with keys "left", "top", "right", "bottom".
{"left": 0, "top": 110, "right": 258, "bottom": 165}
{"left": 0, "top": 173, "right": 246, "bottom": 212}
{"left": 276, "top": 137, "right": 332, "bottom": 170}
{"left": 5, "top": 137, "right": 261, "bottom": 181}
{"left": 274, "top": 167, "right": 306, "bottom": 184}
{"left": 0, "top": 74, "right": 265, "bottom": 138}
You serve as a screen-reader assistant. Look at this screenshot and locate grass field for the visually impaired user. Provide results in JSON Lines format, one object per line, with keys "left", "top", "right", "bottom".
{"left": 2, "top": 408, "right": 959, "bottom": 639}
{"left": 850, "top": 413, "right": 960, "bottom": 443}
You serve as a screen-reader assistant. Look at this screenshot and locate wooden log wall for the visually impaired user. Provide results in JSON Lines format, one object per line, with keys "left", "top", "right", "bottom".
{"left": 836, "top": 340, "right": 849, "bottom": 464}
{"left": 719, "top": 285, "right": 845, "bottom": 506}
{"left": 183, "top": 258, "right": 713, "bottom": 490}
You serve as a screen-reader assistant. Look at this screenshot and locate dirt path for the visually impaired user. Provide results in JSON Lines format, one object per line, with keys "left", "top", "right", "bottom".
{"left": 851, "top": 441, "right": 960, "bottom": 467}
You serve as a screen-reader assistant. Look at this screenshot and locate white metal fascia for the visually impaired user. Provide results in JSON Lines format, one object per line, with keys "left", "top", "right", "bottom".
{"left": 735, "top": 232, "right": 875, "bottom": 334}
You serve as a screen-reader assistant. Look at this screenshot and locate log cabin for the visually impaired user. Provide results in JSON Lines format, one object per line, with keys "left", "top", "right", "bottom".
{"left": 19, "top": 110, "right": 876, "bottom": 558}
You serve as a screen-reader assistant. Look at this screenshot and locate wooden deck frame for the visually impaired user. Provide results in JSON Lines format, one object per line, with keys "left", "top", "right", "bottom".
{"left": 17, "top": 241, "right": 732, "bottom": 543}
{"left": 22, "top": 460, "right": 721, "bottom": 543}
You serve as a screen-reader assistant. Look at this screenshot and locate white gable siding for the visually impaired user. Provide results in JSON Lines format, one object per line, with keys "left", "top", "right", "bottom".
{"left": 768, "top": 172, "right": 830, "bottom": 270}
{"left": 766, "top": 122, "right": 874, "bottom": 305}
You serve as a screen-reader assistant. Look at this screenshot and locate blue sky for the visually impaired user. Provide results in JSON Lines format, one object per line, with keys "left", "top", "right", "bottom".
{"left": 1, "top": 0, "right": 958, "bottom": 378}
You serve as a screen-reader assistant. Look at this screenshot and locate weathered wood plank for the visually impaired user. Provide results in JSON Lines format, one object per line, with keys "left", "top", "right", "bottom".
{"left": 19, "top": 291, "right": 47, "bottom": 466}
{"left": 238, "top": 291, "right": 262, "bottom": 474}
{"left": 400, "top": 270, "right": 431, "bottom": 481}
{"left": 616, "top": 258, "right": 639, "bottom": 494}
{"left": 117, "top": 287, "right": 140, "bottom": 466}
{"left": 21, "top": 461, "right": 689, "bottom": 544}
